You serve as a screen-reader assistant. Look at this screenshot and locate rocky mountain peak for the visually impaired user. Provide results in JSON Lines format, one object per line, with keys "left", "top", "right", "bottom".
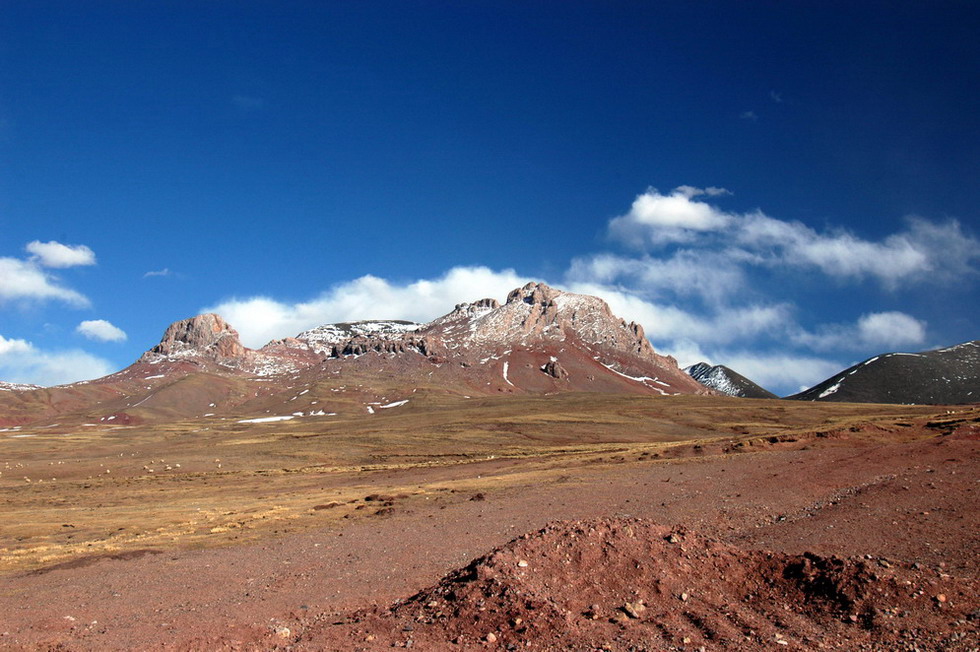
{"left": 506, "top": 282, "right": 560, "bottom": 306}
{"left": 139, "top": 313, "right": 249, "bottom": 364}
{"left": 450, "top": 298, "right": 501, "bottom": 318}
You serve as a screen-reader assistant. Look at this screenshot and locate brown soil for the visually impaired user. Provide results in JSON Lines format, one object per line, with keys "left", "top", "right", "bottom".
{"left": 297, "top": 518, "right": 978, "bottom": 651}
{"left": 0, "top": 399, "right": 977, "bottom": 651}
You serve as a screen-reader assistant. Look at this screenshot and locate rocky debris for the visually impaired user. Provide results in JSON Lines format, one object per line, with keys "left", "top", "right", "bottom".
{"left": 296, "top": 518, "right": 979, "bottom": 650}
{"left": 330, "top": 335, "right": 439, "bottom": 359}
{"left": 541, "top": 359, "right": 568, "bottom": 379}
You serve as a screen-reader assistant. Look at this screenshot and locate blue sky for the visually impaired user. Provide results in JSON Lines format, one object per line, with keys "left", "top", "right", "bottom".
{"left": 1, "top": 2, "right": 978, "bottom": 395}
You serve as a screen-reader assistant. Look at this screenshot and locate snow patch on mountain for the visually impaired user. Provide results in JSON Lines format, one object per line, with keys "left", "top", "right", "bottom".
{"left": 296, "top": 320, "right": 419, "bottom": 354}
{"left": 0, "top": 381, "right": 42, "bottom": 392}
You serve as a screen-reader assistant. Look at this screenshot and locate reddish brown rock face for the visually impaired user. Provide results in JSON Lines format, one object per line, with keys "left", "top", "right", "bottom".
{"left": 0, "top": 282, "right": 712, "bottom": 427}
{"left": 130, "top": 282, "right": 708, "bottom": 399}
{"left": 141, "top": 313, "right": 248, "bottom": 364}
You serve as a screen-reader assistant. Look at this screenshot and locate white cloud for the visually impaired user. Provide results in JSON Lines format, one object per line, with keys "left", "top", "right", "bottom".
{"left": 608, "top": 187, "right": 733, "bottom": 246}
{"left": 710, "top": 352, "right": 844, "bottom": 396}
{"left": 566, "top": 250, "right": 745, "bottom": 305}
{"left": 856, "top": 312, "right": 926, "bottom": 348}
{"left": 143, "top": 268, "right": 172, "bottom": 278}
{"left": 0, "top": 257, "right": 90, "bottom": 306}
{"left": 0, "top": 334, "right": 32, "bottom": 355}
{"left": 26, "top": 240, "right": 96, "bottom": 268}
{"left": 605, "top": 186, "right": 978, "bottom": 289}
{"left": 76, "top": 319, "right": 127, "bottom": 342}
{"left": 736, "top": 213, "right": 932, "bottom": 286}
{"left": 793, "top": 311, "right": 927, "bottom": 352}
{"left": 205, "top": 266, "right": 532, "bottom": 347}
{"left": 565, "top": 281, "right": 792, "bottom": 346}
{"left": 0, "top": 335, "right": 113, "bottom": 386}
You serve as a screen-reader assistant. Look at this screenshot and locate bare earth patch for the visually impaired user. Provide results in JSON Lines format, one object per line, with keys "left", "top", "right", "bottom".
{"left": 0, "top": 398, "right": 977, "bottom": 650}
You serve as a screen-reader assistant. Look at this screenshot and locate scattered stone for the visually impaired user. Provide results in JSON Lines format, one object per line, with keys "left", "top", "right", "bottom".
{"left": 622, "top": 601, "right": 645, "bottom": 619}
{"left": 541, "top": 360, "right": 568, "bottom": 379}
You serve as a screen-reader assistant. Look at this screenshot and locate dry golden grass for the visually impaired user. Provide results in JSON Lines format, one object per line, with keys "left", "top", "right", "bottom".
{"left": 0, "top": 393, "right": 962, "bottom": 573}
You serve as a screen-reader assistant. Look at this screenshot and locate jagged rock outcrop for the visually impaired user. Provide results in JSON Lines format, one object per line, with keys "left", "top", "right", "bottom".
{"left": 294, "top": 320, "right": 420, "bottom": 355}
{"left": 139, "top": 314, "right": 250, "bottom": 366}
{"left": 331, "top": 335, "right": 441, "bottom": 359}
{"left": 541, "top": 360, "right": 568, "bottom": 379}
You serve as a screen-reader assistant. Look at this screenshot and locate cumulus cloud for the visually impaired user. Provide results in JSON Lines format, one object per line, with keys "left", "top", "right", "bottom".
{"left": 205, "top": 266, "right": 532, "bottom": 347}
{"left": 0, "top": 334, "right": 113, "bottom": 386}
{"left": 0, "top": 256, "right": 90, "bottom": 306}
{"left": 794, "top": 311, "right": 927, "bottom": 352}
{"left": 567, "top": 250, "right": 745, "bottom": 305}
{"left": 26, "top": 240, "right": 96, "bottom": 268}
{"left": 565, "top": 281, "right": 792, "bottom": 345}
{"left": 605, "top": 187, "right": 978, "bottom": 289}
{"left": 608, "top": 187, "right": 734, "bottom": 246}
{"left": 560, "top": 282, "right": 844, "bottom": 394}
{"left": 856, "top": 312, "right": 926, "bottom": 347}
{"left": 0, "top": 334, "right": 32, "bottom": 356}
{"left": 76, "top": 319, "right": 127, "bottom": 342}
{"left": 735, "top": 213, "right": 933, "bottom": 286}
{"left": 709, "top": 352, "right": 844, "bottom": 396}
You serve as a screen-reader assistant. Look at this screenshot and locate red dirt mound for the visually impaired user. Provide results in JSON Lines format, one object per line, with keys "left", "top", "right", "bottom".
{"left": 292, "top": 518, "right": 979, "bottom": 651}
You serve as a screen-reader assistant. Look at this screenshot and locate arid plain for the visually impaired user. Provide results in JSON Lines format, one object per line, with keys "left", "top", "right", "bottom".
{"left": 2, "top": 394, "right": 978, "bottom": 650}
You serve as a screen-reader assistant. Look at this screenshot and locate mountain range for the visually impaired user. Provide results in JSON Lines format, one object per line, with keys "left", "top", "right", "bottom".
{"left": 1, "top": 283, "right": 976, "bottom": 427}
{"left": 0, "top": 283, "right": 709, "bottom": 427}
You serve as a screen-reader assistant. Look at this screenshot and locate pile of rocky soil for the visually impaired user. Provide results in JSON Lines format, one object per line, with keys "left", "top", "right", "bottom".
{"left": 289, "top": 518, "right": 978, "bottom": 651}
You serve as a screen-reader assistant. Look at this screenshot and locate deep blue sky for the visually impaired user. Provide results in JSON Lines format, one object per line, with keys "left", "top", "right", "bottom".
{"left": 1, "top": 2, "right": 978, "bottom": 394}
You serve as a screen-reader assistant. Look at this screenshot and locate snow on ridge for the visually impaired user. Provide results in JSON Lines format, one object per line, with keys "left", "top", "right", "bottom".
{"left": 704, "top": 367, "right": 739, "bottom": 396}
{"left": 818, "top": 381, "right": 842, "bottom": 399}
{"left": 0, "top": 381, "right": 42, "bottom": 391}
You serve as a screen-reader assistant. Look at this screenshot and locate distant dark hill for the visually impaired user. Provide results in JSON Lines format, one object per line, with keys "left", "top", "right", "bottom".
{"left": 684, "top": 362, "right": 778, "bottom": 399}
{"left": 789, "top": 340, "right": 980, "bottom": 404}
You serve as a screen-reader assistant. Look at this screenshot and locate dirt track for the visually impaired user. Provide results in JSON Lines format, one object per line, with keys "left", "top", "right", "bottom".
{"left": 1, "top": 405, "right": 977, "bottom": 650}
